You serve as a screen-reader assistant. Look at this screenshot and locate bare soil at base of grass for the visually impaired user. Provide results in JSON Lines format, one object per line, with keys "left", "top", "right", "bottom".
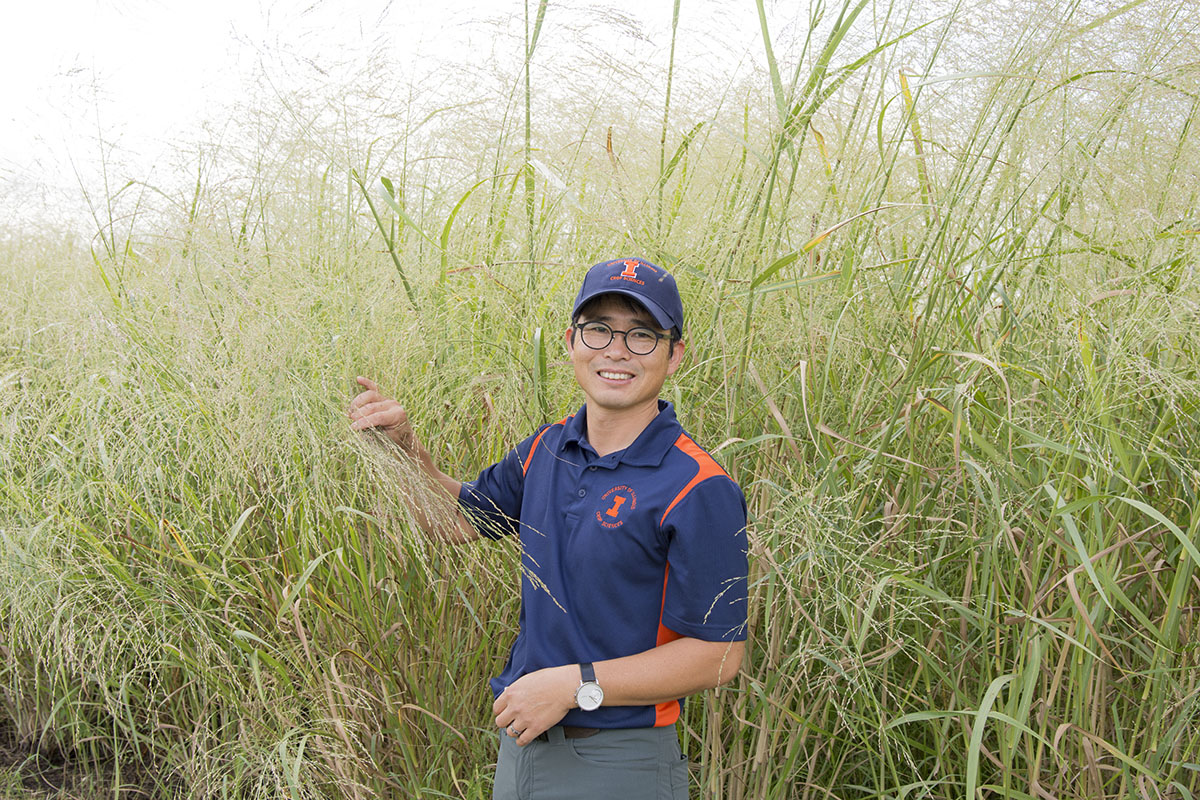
{"left": 0, "top": 719, "right": 151, "bottom": 799}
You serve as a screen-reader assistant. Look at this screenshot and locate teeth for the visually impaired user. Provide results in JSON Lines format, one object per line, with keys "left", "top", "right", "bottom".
{"left": 599, "top": 371, "right": 632, "bottom": 380}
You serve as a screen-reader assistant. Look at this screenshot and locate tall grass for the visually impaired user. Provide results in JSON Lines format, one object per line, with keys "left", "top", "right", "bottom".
{"left": 2, "top": 0, "right": 1199, "bottom": 797}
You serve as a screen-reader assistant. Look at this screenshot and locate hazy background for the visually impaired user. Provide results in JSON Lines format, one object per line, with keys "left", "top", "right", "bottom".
{"left": 1, "top": 0, "right": 794, "bottom": 232}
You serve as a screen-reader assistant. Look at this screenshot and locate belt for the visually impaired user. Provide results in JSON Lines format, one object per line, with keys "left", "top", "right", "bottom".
{"left": 535, "top": 725, "right": 600, "bottom": 742}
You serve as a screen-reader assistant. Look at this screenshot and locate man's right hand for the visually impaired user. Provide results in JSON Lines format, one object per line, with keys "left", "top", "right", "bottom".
{"left": 349, "top": 376, "right": 418, "bottom": 452}
{"left": 348, "top": 375, "right": 475, "bottom": 543}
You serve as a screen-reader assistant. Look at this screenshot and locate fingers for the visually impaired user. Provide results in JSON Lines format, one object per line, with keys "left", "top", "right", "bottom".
{"left": 348, "top": 391, "right": 380, "bottom": 415}
{"left": 503, "top": 721, "right": 545, "bottom": 747}
{"left": 348, "top": 378, "right": 406, "bottom": 431}
{"left": 350, "top": 411, "right": 394, "bottom": 433}
{"left": 349, "top": 400, "right": 402, "bottom": 430}
{"left": 492, "top": 694, "right": 510, "bottom": 735}
{"left": 349, "top": 377, "right": 387, "bottom": 412}
{"left": 348, "top": 376, "right": 383, "bottom": 415}
{"left": 348, "top": 385, "right": 419, "bottom": 452}
{"left": 496, "top": 715, "right": 535, "bottom": 746}
{"left": 493, "top": 696, "right": 523, "bottom": 743}
{"left": 492, "top": 683, "right": 557, "bottom": 747}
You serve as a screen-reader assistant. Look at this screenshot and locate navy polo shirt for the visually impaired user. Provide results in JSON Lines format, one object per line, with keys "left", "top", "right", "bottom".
{"left": 457, "top": 400, "right": 748, "bottom": 729}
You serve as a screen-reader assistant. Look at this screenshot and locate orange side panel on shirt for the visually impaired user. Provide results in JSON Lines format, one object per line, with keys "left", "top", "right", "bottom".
{"left": 655, "top": 566, "right": 682, "bottom": 726}
{"left": 655, "top": 435, "right": 730, "bottom": 726}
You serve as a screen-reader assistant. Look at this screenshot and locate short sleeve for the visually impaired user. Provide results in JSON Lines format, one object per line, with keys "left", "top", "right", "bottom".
{"left": 660, "top": 476, "right": 748, "bottom": 641}
{"left": 457, "top": 426, "right": 548, "bottom": 539}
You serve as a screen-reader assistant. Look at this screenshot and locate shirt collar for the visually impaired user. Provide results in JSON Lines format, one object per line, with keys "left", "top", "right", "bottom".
{"left": 561, "top": 400, "right": 682, "bottom": 467}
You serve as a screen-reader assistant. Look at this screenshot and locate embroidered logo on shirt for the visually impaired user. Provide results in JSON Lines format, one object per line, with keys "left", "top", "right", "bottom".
{"left": 597, "top": 485, "right": 637, "bottom": 528}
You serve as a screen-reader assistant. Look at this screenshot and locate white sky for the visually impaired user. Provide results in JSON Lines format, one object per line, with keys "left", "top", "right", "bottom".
{"left": 0, "top": 0, "right": 779, "bottom": 231}
{"left": 1, "top": 1, "right": 1176, "bottom": 233}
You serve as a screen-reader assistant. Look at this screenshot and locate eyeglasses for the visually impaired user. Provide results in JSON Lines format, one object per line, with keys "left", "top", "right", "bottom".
{"left": 574, "top": 321, "right": 673, "bottom": 355}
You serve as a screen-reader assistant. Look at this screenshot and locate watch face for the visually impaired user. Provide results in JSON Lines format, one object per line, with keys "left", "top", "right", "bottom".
{"left": 577, "top": 682, "right": 604, "bottom": 711}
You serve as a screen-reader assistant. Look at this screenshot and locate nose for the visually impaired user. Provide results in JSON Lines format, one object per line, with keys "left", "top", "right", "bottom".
{"left": 603, "top": 330, "right": 634, "bottom": 358}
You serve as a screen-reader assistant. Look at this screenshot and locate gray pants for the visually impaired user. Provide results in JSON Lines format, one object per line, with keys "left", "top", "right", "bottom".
{"left": 493, "top": 725, "right": 689, "bottom": 800}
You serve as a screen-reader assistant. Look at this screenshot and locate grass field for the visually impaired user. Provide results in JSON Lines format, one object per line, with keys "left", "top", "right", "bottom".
{"left": 2, "top": 0, "right": 1199, "bottom": 797}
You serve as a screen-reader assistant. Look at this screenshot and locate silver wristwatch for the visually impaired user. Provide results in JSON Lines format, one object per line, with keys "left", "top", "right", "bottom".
{"left": 575, "top": 662, "right": 603, "bottom": 711}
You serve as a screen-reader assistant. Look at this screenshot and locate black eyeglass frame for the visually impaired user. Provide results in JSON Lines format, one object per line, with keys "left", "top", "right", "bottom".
{"left": 572, "top": 321, "right": 678, "bottom": 356}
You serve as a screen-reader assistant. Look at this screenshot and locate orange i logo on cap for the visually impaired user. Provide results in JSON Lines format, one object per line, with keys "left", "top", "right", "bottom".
{"left": 614, "top": 259, "right": 651, "bottom": 285}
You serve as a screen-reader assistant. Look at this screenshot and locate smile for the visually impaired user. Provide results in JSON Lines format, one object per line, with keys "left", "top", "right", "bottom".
{"left": 598, "top": 370, "right": 634, "bottom": 381}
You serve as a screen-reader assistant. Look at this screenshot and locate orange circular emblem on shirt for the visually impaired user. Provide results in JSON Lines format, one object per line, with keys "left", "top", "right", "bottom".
{"left": 597, "top": 485, "right": 637, "bottom": 528}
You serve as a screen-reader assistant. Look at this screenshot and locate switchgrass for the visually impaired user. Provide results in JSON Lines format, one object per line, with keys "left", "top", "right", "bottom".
{"left": 2, "top": 0, "right": 1199, "bottom": 797}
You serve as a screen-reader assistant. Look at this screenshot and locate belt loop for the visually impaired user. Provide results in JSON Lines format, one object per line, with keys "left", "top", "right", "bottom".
{"left": 545, "top": 726, "right": 567, "bottom": 744}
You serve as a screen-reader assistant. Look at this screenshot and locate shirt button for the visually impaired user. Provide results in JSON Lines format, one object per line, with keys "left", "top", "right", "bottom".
{"left": 588, "top": 466, "right": 598, "bottom": 471}
{"left": 577, "top": 489, "right": 587, "bottom": 497}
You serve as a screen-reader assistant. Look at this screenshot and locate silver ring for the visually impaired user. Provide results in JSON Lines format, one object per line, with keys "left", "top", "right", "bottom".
{"left": 508, "top": 725, "right": 521, "bottom": 737}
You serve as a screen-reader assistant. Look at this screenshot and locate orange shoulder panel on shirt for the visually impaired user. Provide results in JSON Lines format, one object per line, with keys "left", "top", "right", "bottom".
{"left": 660, "top": 433, "right": 729, "bottom": 525}
{"left": 521, "top": 416, "right": 571, "bottom": 475}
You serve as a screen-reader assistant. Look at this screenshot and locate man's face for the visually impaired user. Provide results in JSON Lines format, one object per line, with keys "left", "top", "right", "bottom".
{"left": 565, "top": 295, "right": 685, "bottom": 416}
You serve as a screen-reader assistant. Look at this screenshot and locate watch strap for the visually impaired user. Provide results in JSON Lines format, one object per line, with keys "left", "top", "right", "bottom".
{"left": 580, "top": 662, "right": 597, "bottom": 684}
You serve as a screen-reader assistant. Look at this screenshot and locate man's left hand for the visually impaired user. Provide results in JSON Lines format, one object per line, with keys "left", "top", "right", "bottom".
{"left": 492, "top": 664, "right": 578, "bottom": 747}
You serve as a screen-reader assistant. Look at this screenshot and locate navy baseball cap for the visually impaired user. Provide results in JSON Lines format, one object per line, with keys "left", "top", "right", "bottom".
{"left": 572, "top": 258, "right": 685, "bottom": 335}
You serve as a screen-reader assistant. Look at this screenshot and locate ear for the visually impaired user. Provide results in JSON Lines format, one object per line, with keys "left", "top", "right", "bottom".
{"left": 665, "top": 339, "right": 686, "bottom": 376}
{"left": 564, "top": 325, "right": 575, "bottom": 354}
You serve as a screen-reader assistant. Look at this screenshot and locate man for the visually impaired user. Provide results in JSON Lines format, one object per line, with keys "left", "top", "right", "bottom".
{"left": 349, "top": 257, "right": 748, "bottom": 799}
